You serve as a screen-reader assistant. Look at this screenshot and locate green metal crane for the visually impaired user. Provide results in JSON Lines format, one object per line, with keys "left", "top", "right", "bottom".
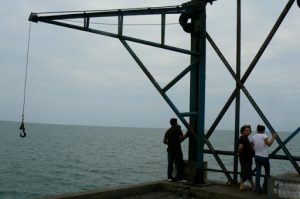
{"left": 28, "top": 0, "right": 300, "bottom": 184}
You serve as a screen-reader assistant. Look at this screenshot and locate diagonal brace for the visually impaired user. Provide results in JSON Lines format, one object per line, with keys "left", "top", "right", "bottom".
{"left": 270, "top": 127, "right": 300, "bottom": 157}
{"left": 162, "top": 61, "right": 198, "bottom": 93}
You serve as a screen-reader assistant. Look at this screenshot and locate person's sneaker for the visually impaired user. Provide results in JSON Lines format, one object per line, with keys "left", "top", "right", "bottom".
{"left": 167, "top": 179, "right": 173, "bottom": 182}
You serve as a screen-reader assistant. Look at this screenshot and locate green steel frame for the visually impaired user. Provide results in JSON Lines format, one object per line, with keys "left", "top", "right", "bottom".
{"left": 28, "top": 0, "right": 300, "bottom": 183}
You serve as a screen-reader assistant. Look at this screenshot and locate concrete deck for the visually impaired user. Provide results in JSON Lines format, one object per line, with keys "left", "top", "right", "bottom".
{"left": 43, "top": 180, "right": 268, "bottom": 199}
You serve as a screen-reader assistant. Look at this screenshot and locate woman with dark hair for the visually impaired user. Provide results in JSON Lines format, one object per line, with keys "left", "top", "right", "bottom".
{"left": 238, "top": 125, "right": 255, "bottom": 191}
{"left": 252, "top": 125, "right": 276, "bottom": 194}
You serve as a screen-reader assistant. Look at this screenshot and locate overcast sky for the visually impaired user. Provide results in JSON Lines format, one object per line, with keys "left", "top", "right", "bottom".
{"left": 0, "top": 0, "right": 299, "bottom": 131}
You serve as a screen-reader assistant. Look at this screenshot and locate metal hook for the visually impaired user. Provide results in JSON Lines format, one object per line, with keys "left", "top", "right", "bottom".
{"left": 19, "top": 122, "right": 26, "bottom": 138}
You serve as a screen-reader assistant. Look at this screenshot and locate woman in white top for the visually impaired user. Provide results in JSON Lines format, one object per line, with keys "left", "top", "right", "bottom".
{"left": 251, "top": 125, "right": 276, "bottom": 194}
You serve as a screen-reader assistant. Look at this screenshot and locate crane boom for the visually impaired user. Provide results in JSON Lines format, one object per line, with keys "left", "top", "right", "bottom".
{"left": 29, "top": 5, "right": 197, "bottom": 23}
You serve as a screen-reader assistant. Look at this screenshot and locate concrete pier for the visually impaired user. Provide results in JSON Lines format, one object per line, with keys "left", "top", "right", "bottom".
{"left": 41, "top": 163, "right": 300, "bottom": 199}
{"left": 43, "top": 180, "right": 267, "bottom": 199}
{"left": 268, "top": 172, "right": 300, "bottom": 199}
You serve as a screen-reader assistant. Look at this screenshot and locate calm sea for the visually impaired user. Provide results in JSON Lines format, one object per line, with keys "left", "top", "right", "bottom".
{"left": 0, "top": 121, "right": 298, "bottom": 199}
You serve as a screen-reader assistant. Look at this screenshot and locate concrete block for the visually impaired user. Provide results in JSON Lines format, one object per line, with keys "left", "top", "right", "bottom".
{"left": 268, "top": 172, "right": 300, "bottom": 199}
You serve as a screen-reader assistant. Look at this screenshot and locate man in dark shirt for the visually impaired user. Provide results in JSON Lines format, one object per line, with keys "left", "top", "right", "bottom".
{"left": 163, "top": 118, "right": 189, "bottom": 181}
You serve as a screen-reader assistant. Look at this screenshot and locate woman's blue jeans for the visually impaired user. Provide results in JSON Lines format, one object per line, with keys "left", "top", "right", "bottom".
{"left": 255, "top": 156, "right": 270, "bottom": 193}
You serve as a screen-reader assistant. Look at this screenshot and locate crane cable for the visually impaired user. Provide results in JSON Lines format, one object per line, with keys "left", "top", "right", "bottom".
{"left": 20, "top": 22, "right": 32, "bottom": 138}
